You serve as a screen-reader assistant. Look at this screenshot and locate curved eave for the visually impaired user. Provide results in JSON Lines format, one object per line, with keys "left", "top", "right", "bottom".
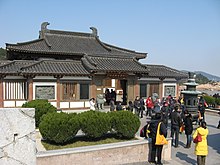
{"left": 20, "top": 72, "right": 90, "bottom": 77}
{"left": 7, "top": 48, "right": 85, "bottom": 56}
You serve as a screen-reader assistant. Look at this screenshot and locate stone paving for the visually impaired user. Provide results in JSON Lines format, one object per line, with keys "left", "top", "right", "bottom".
{"left": 138, "top": 111, "right": 220, "bottom": 165}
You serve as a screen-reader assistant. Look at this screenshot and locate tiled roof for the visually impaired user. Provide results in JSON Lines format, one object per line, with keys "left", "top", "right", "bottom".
{"left": 145, "top": 64, "right": 188, "bottom": 79}
{"left": 21, "top": 60, "right": 90, "bottom": 76}
{"left": 6, "top": 23, "right": 147, "bottom": 60}
{"left": 0, "top": 60, "right": 36, "bottom": 75}
{"left": 82, "top": 55, "right": 148, "bottom": 73}
{"left": 0, "top": 60, "right": 90, "bottom": 76}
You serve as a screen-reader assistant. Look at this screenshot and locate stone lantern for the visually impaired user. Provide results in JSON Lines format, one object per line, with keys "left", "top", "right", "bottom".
{"left": 181, "top": 72, "right": 202, "bottom": 119}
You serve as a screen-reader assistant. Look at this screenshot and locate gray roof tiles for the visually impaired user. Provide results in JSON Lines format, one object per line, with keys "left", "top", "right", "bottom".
{"left": 145, "top": 64, "right": 188, "bottom": 78}
{"left": 6, "top": 28, "right": 147, "bottom": 59}
{"left": 0, "top": 60, "right": 90, "bottom": 76}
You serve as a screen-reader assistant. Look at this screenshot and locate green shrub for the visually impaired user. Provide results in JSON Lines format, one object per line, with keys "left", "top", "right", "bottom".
{"left": 39, "top": 112, "right": 80, "bottom": 144}
{"left": 22, "top": 99, "right": 57, "bottom": 127}
{"left": 110, "top": 111, "right": 140, "bottom": 139}
{"left": 215, "top": 98, "right": 220, "bottom": 105}
{"left": 79, "top": 110, "right": 111, "bottom": 139}
{"left": 203, "top": 95, "right": 215, "bottom": 105}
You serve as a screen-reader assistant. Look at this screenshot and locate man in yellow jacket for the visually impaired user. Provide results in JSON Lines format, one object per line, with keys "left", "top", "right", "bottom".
{"left": 193, "top": 121, "right": 209, "bottom": 165}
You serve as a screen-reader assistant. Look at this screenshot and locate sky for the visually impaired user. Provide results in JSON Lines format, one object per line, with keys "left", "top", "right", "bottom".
{"left": 0, "top": 0, "right": 220, "bottom": 77}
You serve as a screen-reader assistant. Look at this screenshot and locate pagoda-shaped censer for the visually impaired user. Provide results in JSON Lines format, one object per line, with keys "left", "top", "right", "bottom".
{"left": 181, "top": 72, "right": 202, "bottom": 120}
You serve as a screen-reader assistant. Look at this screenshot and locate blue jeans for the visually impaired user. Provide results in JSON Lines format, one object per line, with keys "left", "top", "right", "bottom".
{"left": 186, "top": 134, "right": 192, "bottom": 147}
{"left": 171, "top": 126, "right": 179, "bottom": 147}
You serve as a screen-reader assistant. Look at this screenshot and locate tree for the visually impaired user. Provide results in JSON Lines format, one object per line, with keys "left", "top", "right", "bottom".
{"left": 0, "top": 48, "right": 7, "bottom": 60}
{"left": 195, "top": 73, "right": 210, "bottom": 84}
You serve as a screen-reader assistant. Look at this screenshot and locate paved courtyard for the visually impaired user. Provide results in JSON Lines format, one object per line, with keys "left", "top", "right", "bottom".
{"left": 138, "top": 112, "right": 220, "bottom": 165}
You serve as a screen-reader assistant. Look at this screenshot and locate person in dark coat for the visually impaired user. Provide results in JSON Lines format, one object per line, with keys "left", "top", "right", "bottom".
{"left": 198, "top": 102, "right": 205, "bottom": 123}
{"left": 127, "top": 101, "right": 134, "bottom": 113}
{"left": 170, "top": 104, "right": 182, "bottom": 148}
{"left": 148, "top": 112, "right": 167, "bottom": 165}
{"left": 161, "top": 101, "right": 169, "bottom": 128}
{"left": 116, "top": 101, "right": 123, "bottom": 111}
{"left": 183, "top": 110, "right": 193, "bottom": 148}
{"left": 139, "top": 96, "right": 145, "bottom": 118}
{"left": 109, "top": 98, "right": 115, "bottom": 111}
{"left": 134, "top": 96, "right": 141, "bottom": 117}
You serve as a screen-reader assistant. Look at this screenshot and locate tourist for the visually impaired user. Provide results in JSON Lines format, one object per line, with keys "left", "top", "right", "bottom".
{"left": 127, "top": 101, "right": 134, "bottom": 113}
{"left": 110, "top": 89, "right": 116, "bottom": 104}
{"left": 105, "top": 88, "right": 111, "bottom": 105}
{"left": 198, "top": 102, "right": 205, "bottom": 123}
{"left": 139, "top": 96, "right": 145, "bottom": 118}
{"left": 193, "top": 121, "right": 209, "bottom": 165}
{"left": 96, "top": 94, "right": 105, "bottom": 110}
{"left": 183, "top": 110, "right": 193, "bottom": 148}
{"left": 134, "top": 96, "right": 141, "bottom": 117}
{"left": 146, "top": 96, "right": 154, "bottom": 117}
{"left": 170, "top": 104, "right": 182, "bottom": 147}
{"left": 89, "top": 98, "right": 96, "bottom": 110}
{"left": 148, "top": 112, "right": 167, "bottom": 165}
{"left": 154, "top": 98, "right": 161, "bottom": 113}
{"left": 109, "top": 98, "right": 115, "bottom": 111}
{"left": 161, "top": 101, "right": 169, "bottom": 128}
{"left": 116, "top": 101, "right": 123, "bottom": 111}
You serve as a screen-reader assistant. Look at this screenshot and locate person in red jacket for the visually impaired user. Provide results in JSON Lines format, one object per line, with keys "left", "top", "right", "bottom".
{"left": 146, "top": 96, "right": 154, "bottom": 117}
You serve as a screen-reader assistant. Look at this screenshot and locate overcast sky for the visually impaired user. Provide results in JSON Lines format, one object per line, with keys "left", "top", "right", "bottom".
{"left": 0, "top": 0, "right": 220, "bottom": 76}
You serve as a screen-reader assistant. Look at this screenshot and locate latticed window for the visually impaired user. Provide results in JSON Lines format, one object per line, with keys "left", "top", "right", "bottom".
{"left": 80, "top": 83, "right": 89, "bottom": 99}
{"left": 140, "top": 84, "right": 147, "bottom": 98}
{"left": 4, "top": 81, "right": 27, "bottom": 100}
{"left": 149, "top": 83, "right": 159, "bottom": 96}
{"left": 62, "top": 82, "right": 77, "bottom": 100}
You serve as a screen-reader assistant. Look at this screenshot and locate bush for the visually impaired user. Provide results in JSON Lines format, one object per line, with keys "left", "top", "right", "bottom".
{"left": 203, "top": 95, "right": 215, "bottom": 106}
{"left": 22, "top": 99, "right": 56, "bottom": 127}
{"left": 79, "top": 110, "right": 111, "bottom": 139}
{"left": 215, "top": 98, "right": 220, "bottom": 105}
{"left": 39, "top": 112, "right": 80, "bottom": 144}
{"left": 110, "top": 111, "right": 140, "bottom": 139}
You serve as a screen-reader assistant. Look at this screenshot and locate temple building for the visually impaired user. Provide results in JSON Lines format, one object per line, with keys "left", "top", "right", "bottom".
{"left": 0, "top": 22, "right": 187, "bottom": 110}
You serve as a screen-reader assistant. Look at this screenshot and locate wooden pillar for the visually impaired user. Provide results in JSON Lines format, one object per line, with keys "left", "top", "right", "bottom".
{"left": 90, "top": 79, "right": 97, "bottom": 99}
{"left": 159, "top": 77, "right": 165, "bottom": 99}
{"left": 176, "top": 79, "right": 180, "bottom": 98}
{"left": 0, "top": 77, "right": 4, "bottom": 108}
{"left": 127, "top": 76, "right": 139, "bottom": 102}
{"left": 27, "top": 76, "right": 34, "bottom": 101}
{"left": 56, "top": 76, "right": 61, "bottom": 109}
{"left": 134, "top": 78, "right": 140, "bottom": 98}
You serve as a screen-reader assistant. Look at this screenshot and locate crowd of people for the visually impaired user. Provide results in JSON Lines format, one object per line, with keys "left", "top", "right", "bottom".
{"left": 141, "top": 95, "right": 209, "bottom": 165}
{"left": 89, "top": 93, "right": 211, "bottom": 164}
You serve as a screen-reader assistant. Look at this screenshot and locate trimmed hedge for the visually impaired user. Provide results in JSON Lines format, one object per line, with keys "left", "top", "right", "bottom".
{"left": 79, "top": 110, "right": 111, "bottom": 139}
{"left": 39, "top": 110, "right": 140, "bottom": 145}
{"left": 39, "top": 112, "right": 80, "bottom": 144}
{"left": 22, "top": 99, "right": 57, "bottom": 127}
{"left": 110, "top": 111, "right": 140, "bottom": 139}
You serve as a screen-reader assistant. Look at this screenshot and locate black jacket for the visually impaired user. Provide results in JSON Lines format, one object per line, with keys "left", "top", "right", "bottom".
{"left": 183, "top": 114, "right": 193, "bottom": 135}
{"left": 170, "top": 110, "right": 182, "bottom": 127}
{"left": 148, "top": 119, "right": 167, "bottom": 140}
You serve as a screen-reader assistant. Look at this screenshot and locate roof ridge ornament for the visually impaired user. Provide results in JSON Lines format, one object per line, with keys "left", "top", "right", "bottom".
{"left": 41, "top": 22, "right": 50, "bottom": 31}
{"left": 90, "top": 27, "right": 98, "bottom": 37}
{"left": 39, "top": 22, "right": 51, "bottom": 47}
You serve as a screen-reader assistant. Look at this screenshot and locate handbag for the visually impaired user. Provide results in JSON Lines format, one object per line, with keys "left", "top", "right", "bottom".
{"left": 155, "top": 122, "right": 168, "bottom": 145}
{"left": 193, "top": 133, "right": 202, "bottom": 143}
{"left": 179, "top": 124, "right": 185, "bottom": 133}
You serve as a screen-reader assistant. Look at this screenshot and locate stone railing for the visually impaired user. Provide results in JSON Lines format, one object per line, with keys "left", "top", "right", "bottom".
{"left": 0, "top": 108, "right": 36, "bottom": 165}
{"left": 36, "top": 138, "right": 172, "bottom": 165}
